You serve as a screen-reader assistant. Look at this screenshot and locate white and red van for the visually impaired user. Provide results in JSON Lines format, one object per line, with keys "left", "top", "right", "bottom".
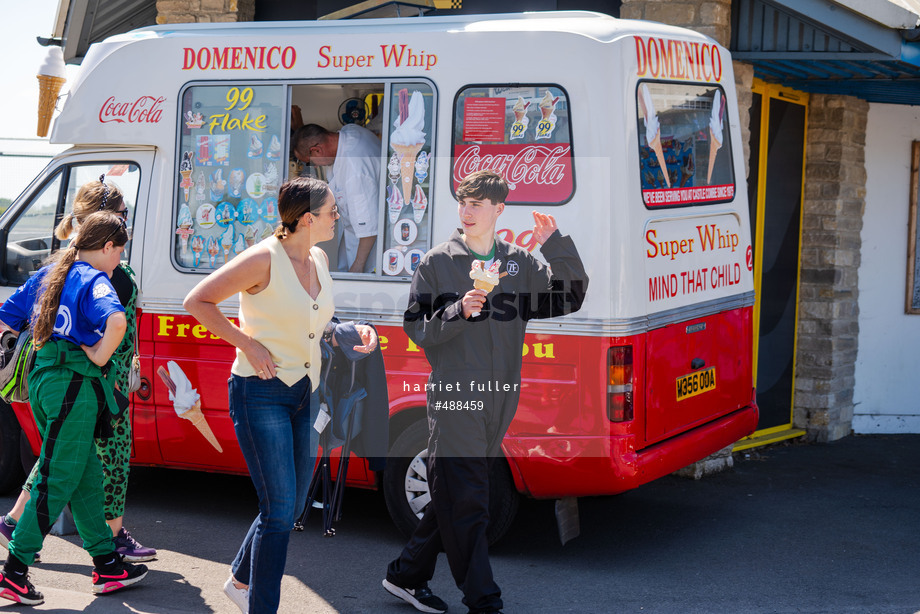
{"left": 0, "top": 11, "right": 758, "bottom": 540}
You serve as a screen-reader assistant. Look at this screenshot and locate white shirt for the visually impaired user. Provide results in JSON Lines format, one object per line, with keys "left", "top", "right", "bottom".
{"left": 326, "top": 124, "right": 381, "bottom": 272}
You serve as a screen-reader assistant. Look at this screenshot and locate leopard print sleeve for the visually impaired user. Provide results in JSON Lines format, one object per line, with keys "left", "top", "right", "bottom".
{"left": 108, "top": 263, "right": 138, "bottom": 392}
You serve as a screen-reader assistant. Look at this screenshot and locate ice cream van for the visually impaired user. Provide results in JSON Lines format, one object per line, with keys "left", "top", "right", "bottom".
{"left": 0, "top": 11, "right": 758, "bottom": 541}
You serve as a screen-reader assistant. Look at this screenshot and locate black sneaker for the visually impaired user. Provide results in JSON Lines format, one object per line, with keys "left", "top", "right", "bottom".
{"left": 382, "top": 578, "right": 448, "bottom": 613}
{"left": 92, "top": 553, "right": 148, "bottom": 595}
{"left": 0, "top": 570, "right": 43, "bottom": 605}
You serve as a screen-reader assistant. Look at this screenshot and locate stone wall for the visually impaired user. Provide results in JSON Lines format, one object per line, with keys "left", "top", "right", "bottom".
{"left": 795, "top": 94, "right": 868, "bottom": 442}
{"left": 620, "top": 0, "right": 732, "bottom": 47}
{"left": 156, "top": 0, "right": 255, "bottom": 24}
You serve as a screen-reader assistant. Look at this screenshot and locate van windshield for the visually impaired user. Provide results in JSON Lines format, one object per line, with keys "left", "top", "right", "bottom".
{"left": 636, "top": 82, "right": 735, "bottom": 208}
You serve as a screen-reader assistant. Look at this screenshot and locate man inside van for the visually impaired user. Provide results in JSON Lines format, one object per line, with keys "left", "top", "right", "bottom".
{"left": 383, "top": 170, "right": 588, "bottom": 614}
{"left": 292, "top": 124, "right": 380, "bottom": 273}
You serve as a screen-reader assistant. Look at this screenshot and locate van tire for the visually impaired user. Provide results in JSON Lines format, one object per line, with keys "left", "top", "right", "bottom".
{"left": 383, "top": 418, "right": 520, "bottom": 545}
{"left": 0, "top": 404, "right": 25, "bottom": 494}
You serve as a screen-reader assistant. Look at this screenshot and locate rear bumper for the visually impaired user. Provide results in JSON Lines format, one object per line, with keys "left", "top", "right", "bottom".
{"left": 505, "top": 403, "right": 759, "bottom": 499}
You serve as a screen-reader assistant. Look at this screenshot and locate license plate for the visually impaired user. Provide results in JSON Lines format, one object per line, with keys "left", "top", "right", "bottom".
{"left": 676, "top": 367, "right": 717, "bottom": 401}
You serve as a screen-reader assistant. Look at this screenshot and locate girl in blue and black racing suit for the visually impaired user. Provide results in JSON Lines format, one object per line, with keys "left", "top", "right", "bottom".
{"left": 0, "top": 211, "right": 148, "bottom": 606}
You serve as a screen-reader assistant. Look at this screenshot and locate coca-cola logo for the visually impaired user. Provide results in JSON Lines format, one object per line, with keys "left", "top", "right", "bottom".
{"left": 99, "top": 95, "right": 166, "bottom": 124}
{"left": 452, "top": 144, "right": 573, "bottom": 204}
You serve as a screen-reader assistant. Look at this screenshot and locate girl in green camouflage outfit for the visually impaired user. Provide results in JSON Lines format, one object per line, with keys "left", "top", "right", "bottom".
{"left": 0, "top": 177, "right": 156, "bottom": 563}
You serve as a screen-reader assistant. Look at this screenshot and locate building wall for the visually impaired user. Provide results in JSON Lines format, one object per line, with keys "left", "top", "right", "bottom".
{"left": 854, "top": 103, "right": 920, "bottom": 433}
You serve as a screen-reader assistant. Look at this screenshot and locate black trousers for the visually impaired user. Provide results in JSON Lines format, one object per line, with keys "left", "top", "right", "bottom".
{"left": 386, "top": 453, "right": 502, "bottom": 613}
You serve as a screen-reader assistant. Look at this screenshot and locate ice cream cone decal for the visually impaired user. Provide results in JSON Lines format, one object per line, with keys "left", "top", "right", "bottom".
{"left": 414, "top": 151, "right": 429, "bottom": 183}
{"left": 37, "top": 46, "right": 67, "bottom": 137}
{"left": 535, "top": 91, "right": 559, "bottom": 140}
{"left": 390, "top": 89, "right": 427, "bottom": 206}
{"left": 220, "top": 225, "right": 234, "bottom": 263}
{"left": 707, "top": 90, "right": 726, "bottom": 184}
{"left": 640, "top": 83, "right": 670, "bottom": 188}
{"left": 207, "top": 236, "right": 220, "bottom": 267}
{"left": 157, "top": 363, "right": 223, "bottom": 453}
{"left": 386, "top": 184, "right": 404, "bottom": 224}
{"left": 191, "top": 235, "right": 204, "bottom": 267}
{"left": 469, "top": 260, "right": 502, "bottom": 317}
{"left": 176, "top": 204, "right": 194, "bottom": 259}
{"left": 411, "top": 185, "right": 428, "bottom": 224}
{"left": 179, "top": 152, "right": 194, "bottom": 202}
{"left": 510, "top": 97, "right": 530, "bottom": 140}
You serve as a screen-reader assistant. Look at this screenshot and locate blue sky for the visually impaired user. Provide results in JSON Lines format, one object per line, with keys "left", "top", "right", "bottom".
{"left": 0, "top": 0, "right": 79, "bottom": 140}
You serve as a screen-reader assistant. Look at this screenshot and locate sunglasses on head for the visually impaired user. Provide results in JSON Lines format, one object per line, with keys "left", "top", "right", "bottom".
{"left": 101, "top": 216, "right": 128, "bottom": 247}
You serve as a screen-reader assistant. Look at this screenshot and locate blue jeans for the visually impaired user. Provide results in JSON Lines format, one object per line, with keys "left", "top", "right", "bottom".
{"left": 228, "top": 373, "right": 319, "bottom": 614}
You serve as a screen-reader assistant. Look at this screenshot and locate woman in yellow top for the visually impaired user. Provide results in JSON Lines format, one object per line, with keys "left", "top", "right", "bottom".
{"left": 184, "top": 177, "right": 377, "bottom": 614}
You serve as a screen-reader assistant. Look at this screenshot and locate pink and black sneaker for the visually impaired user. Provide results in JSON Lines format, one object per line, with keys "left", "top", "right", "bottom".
{"left": 0, "top": 555, "right": 43, "bottom": 605}
{"left": 92, "top": 553, "right": 148, "bottom": 595}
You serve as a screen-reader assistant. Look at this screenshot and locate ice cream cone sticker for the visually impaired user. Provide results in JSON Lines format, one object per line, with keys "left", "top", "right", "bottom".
{"left": 707, "top": 90, "right": 726, "bottom": 184}
{"left": 535, "top": 91, "right": 559, "bottom": 140}
{"left": 220, "top": 224, "right": 234, "bottom": 263}
{"left": 411, "top": 184, "right": 428, "bottom": 224}
{"left": 191, "top": 235, "right": 204, "bottom": 267}
{"left": 469, "top": 260, "right": 502, "bottom": 317}
{"left": 179, "top": 152, "right": 194, "bottom": 202}
{"left": 157, "top": 362, "right": 223, "bottom": 453}
{"left": 176, "top": 204, "right": 194, "bottom": 259}
{"left": 390, "top": 89, "right": 427, "bottom": 207}
{"left": 510, "top": 97, "right": 530, "bottom": 140}
{"left": 37, "top": 46, "right": 67, "bottom": 137}
{"left": 639, "top": 83, "right": 670, "bottom": 188}
{"left": 386, "top": 184, "right": 404, "bottom": 224}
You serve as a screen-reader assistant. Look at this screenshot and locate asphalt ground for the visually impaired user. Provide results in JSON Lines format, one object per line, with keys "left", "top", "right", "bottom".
{"left": 0, "top": 433, "right": 916, "bottom": 613}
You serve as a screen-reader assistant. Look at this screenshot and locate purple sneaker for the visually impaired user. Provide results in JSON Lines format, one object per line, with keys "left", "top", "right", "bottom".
{"left": 113, "top": 528, "right": 156, "bottom": 562}
{"left": 0, "top": 516, "right": 13, "bottom": 550}
{"left": 0, "top": 516, "right": 40, "bottom": 563}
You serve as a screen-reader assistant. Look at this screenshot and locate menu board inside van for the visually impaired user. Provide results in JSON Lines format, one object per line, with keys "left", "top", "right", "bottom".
{"left": 451, "top": 85, "right": 574, "bottom": 205}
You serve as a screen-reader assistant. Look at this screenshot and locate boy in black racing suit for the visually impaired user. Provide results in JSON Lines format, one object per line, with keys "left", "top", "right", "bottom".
{"left": 383, "top": 170, "right": 588, "bottom": 614}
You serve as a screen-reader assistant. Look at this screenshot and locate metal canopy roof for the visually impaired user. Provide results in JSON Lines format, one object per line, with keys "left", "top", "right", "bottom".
{"left": 54, "top": 0, "right": 157, "bottom": 64}
{"left": 731, "top": 0, "right": 920, "bottom": 105}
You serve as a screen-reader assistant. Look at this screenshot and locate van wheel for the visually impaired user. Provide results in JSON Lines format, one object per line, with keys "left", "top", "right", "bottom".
{"left": 383, "top": 419, "right": 520, "bottom": 545}
{"left": 0, "top": 405, "right": 25, "bottom": 494}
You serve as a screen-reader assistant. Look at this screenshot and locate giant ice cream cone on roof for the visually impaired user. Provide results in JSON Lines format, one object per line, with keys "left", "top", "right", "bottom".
{"left": 391, "top": 89, "right": 427, "bottom": 205}
{"left": 639, "top": 84, "right": 670, "bottom": 188}
{"left": 37, "top": 46, "right": 67, "bottom": 137}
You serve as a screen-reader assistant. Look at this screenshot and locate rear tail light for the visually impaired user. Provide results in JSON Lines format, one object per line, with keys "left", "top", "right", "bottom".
{"left": 607, "top": 346, "right": 633, "bottom": 422}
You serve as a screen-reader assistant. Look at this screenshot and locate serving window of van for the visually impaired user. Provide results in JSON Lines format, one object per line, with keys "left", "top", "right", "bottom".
{"left": 174, "top": 80, "right": 435, "bottom": 279}
{"left": 636, "top": 81, "right": 735, "bottom": 208}
{"left": 2, "top": 162, "right": 141, "bottom": 286}
{"left": 451, "top": 85, "right": 574, "bottom": 205}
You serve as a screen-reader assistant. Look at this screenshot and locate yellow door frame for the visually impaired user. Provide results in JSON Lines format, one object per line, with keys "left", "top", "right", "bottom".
{"left": 735, "top": 80, "right": 809, "bottom": 451}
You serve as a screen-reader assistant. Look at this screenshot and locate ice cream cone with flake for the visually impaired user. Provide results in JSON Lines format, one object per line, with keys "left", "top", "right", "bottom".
{"left": 158, "top": 362, "right": 223, "bottom": 453}
{"left": 707, "top": 90, "right": 725, "bottom": 184}
{"left": 37, "top": 47, "right": 67, "bottom": 137}
{"left": 391, "top": 89, "right": 427, "bottom": 206}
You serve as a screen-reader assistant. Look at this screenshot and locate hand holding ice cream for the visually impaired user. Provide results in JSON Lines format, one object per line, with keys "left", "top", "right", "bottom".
{"left": 466, "top": 259, "right": 502, "bottom": 318}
